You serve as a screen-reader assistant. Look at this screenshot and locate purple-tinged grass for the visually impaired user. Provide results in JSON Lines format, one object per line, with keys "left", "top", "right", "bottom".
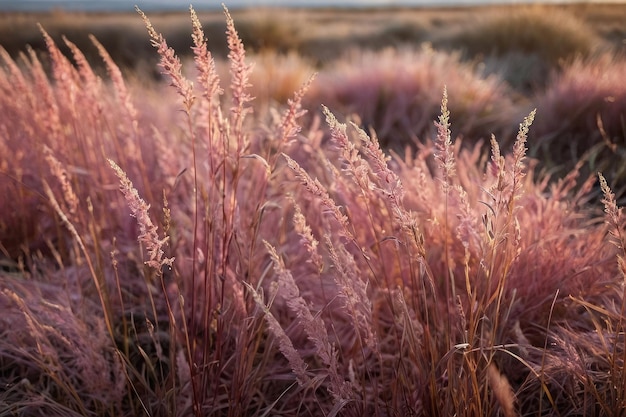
{"left": 306, "top": 45, "right": 517, "bottom": 153}
{"left": 530, "top": 55, "right": 626, "bottom": 199}
{"left": 0, "top": 270, "right": 124, "bottom": 416}
{"left": 0, "top": 5, "right": 625, "bottom": 417}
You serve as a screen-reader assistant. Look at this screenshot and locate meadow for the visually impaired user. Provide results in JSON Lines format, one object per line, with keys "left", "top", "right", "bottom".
{"left": 1, "top": 3, "right": 626, "bottom": 416}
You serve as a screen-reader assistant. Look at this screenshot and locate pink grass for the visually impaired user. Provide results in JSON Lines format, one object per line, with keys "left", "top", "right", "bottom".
{"left": 306, "top": 45, "right": 517, "bottom": 151}
{"left": 108, "top": 159, "right": 174, "bottom": 272}
{"left": 0, "top": 5, "right": 625, "bottom": 417}
{"left": 531, "top": 55, "right": 626, "bottom": 195}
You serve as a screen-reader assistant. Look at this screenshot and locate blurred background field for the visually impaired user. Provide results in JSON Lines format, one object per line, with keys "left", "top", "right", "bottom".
{"left": 2, "top": 4, "right": 625, "bottom": 72}
{"left": 0, "top": 4, "right": 626, "bottom": 140}
{"left": 2, "top": 3, "right": 625, "bottom": 194}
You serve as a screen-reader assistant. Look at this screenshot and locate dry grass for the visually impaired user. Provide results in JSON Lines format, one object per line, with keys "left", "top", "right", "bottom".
{"left": 305, "top": 45, "right": 517, "bottom": 152}
{"left": 436, "top": 5, "right": 603, "bottom": 91}
{"left": 0, "top": 4, "right": 625, "bottom": 417}
{"left": 2, "top": 3, "right": 623, "bottom": 76}
{"left": 530, "top": 54, "right": 626, "bottom": 198}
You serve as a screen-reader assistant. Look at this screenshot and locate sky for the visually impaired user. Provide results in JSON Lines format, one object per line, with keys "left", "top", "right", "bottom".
{"left": 1, "top": 0, "right": 624, "bottom": 12}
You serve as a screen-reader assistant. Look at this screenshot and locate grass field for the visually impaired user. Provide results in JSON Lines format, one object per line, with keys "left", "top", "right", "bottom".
{"left": 1, "top": 3, "right": 626, "bottom": 416}
{"left": 2, "top": 4, "right": 625, "bottom": 76}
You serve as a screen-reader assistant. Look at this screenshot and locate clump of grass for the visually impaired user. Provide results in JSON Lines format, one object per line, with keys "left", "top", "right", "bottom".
{"left": 235, "top": 15, "right": 302, "bottom": 53}
{"left": 306, "top": 45, "right": 517, "bottom": 152}
{"left": 240, "top": 49, "right": 315, "bottom": 110}
{"left": 0, "top": 5, "right": 625, "bottom": 417}
{"left": 448, "top": 5, "right": 599, "bottom": 63}
{"left": 0, "top": 276, "right": 124, "bottom": 416}
{"left": 440, "top": 5, "right": 602, "bottom": 91}
{"left": 530, "top": 55, "right": 626, "bottom": 198}
{"left": 0, "top": 11, "right": 179, "bottom": 415}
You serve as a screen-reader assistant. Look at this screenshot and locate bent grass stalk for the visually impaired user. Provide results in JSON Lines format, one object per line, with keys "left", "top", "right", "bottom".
{"left": 599, "top": 172, "right": 626, "bottom": 409}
